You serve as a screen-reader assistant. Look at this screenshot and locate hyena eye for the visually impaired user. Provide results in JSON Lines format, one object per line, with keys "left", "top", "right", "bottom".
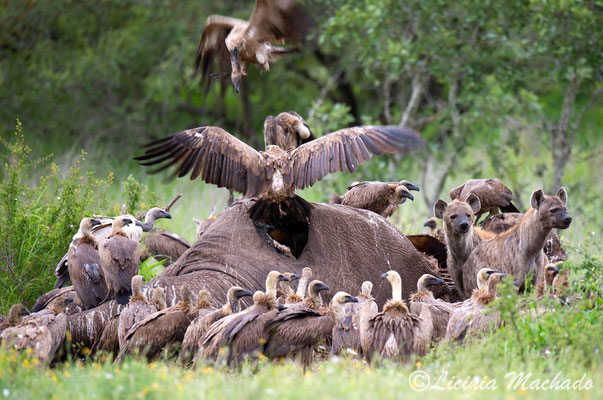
{"left": 465, "top": 214, "right": 471, "bottom": 218}
{"left": 450, "top": 215, "right": 457, "bottom": 220}
{"left": 550, "top": 208, "right": 559, "bottom": 214}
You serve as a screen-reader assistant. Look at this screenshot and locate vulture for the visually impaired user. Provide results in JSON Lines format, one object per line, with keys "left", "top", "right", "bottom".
{"left": 423, "top": 217, "right": 442, "bottom": 236}
{"left": 263, "top": 291, "right": 358, "bottom": 368}
{"left": 117, "top": 276, "right": 158, "bottom": 350}
{"left": 445, "top": 268, "right": 505, "bottom": 342}
{"left": 409, "top": 274, "right": 457, "bottom": 341}
{"left": 536, "top": 262, "right": 561, "bottom": 298}
{"left": 288, "top": 280, "right": 329, "bottom": 310}
{"left": 293, "top": 267, "right": 312, "bottom": 303}
{"left": 199, "top": 271, "right": 289, "bottom": 366}
{"left": 67, "top": 217, "right": 108, "bottom": 310}
{"left": 54, "top": 207, "right": 171, "bottom": 289}
{"left": 193, "top": 215, "right": 217, "bottom": 241}
{"left": 99, "top": 217, "right": 141, "bottom": 305}
{"left": 277, "top": 272, "right": 300, "bottom": 303}
{"left": 264, "top": 111, "right": 315, "bottom": 150}
{"left": 332, "top": 281, "right": 374, "bottom": 356}
{"left": 117, "top": 284, "right": 194, "bottom": 362}
{"left": 31, "top": 286, "right": 82, "bottom": 314}
{"left": 1, "top": 297, "right": 72, "bottom": 365}
{"left": 183, "top": 286, "right": 253, "bottom": 365}
{"left": 0, "top": 304, "right": 30, "bottom": 335}
{"left": 136, "top": 124, "right": 423, "bottom": 226}
{"left": 449, "top": 178, "right": 519, "bottom": 223}
{"left": 151, "top": 287, "right": 167, "bottom": 311}
{"left": 140, "top": 229, "right": 191, "bottom": 266}
{"left": 360, "top": 270, "right": 433, "bottom": 363}
{"left": 91, "top": 313, "right": 121, "bottom": 358}
{"left": 195, "top": 0, "right": 312, "bottom": 92}
{"left": 331, "top": 180, "right": 419, "bottom": 218}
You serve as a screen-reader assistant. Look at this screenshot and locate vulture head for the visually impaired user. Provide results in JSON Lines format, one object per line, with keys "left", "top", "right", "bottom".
{"left": 50, "top": 296, "right": 74, "bottom": 315}
{"left": 79, "top": 217, "right": 102, "bottom": 234}
{"left": 392, "top": 185, "right": 414, "bottom": 204}
{"left": 8, "top": 304, "right": 30, "bottom": 325}
{"left": 360, "top": 281, "right": 373, "bottom": 297}
{"left": 229, "top": 286, "right": 253, "bottom": 301}
{"left": 196, "top": 289, "right": 213, "bottom": 309}
{"left": 131, "top": 275, "right": 145, "bottom": 296}
{"left": 381, "top": 270, "right": 403, "bottom": 302}
{"left": 476, "top": 268, "right": 503, "bottom": 290}
{"left": 152, "top": 288, "right": 166, "bottom": 310}
{"left": 137, "top": 207, "right": 172, "bottom": 232}
{"left": 486, "top": 272, "right": 510, "bottom": 296}
{"left": 265, "top": 271, "right": 290, "bottom": 298}
{"left": 307, "top": 280, "right": 329, "bottom": 298}
{"left": 399, "top": 180, "right": 420, "bottom": 192}
{"left": 544, "top": 263, "right": 561, "bottom": 286}
{"left": 330, "top": 291, "right": 358, "bottom": 319}
{"left": 417, "top": 274, "right": 447, "bottom": 292}
{"left": 180, "top": 284, "right": 192, "bottom": 306}
{"left": 423, "top": 217, "right": 438, "bottom": 230}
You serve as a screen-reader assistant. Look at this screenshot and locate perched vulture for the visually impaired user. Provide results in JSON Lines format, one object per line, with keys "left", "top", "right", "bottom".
{"left": 182, "top": 286, "right": 253, "bottom": 365}
{"left": 117, "top": 284, "right": 195, "bottom": 362}
{"left": 360, "top": 270, "right": 433, "bottom": 363}
{"left": 423, "top": 217, "right": 442, "bottom": 236}
{"left": 409, "top": 274, "right": 457, "bottom": 341}
{"left": 535, "top": 263, "right": 561, "bottom": 298}
{"left": 54, "top": 208, "right": 171, "bottom": 289}
{"left": 195, "top": 0, "right": 312, "bottom": 92}
{"left": 193, "top": 215, "right": 217, "bottom": 241}
{"left": 0, "top": 304, "right": 30, "bottom": 335}
{"left": 32, "top": 286, "right": 83, "bottom": 314}
{"left": 332, "top": 281, "right": 374, "bottom": 356}
{"left": 199, "top": 271, "right": 288, "bottom": 366}
{"left": 67, "top": 218, "right": 108, "bottom": 310}
{"left": 445, "top": 269, "right": 506, "bottom": 342}
{"left": 332, "top": 180, "right": 419, "bottom": 218}
{"left": 263, "top": 291, "right": 358, "bottom": 368}
{"left": 140, "top": 229, "right": 190, "bottom": 266}
{"left": 117, "top": 276, "right": 158, "bottom": 350}
{"left": 276, "top": 272, "right": 301, "bottom": 304}
{"left": 98, "top": 217, "right": 141, "bottom": 305}
{"left": 136, "top": 124, "right": 423, "bottom": 225}
{"left": 449, "top": 178, "right": 519, "bottom": 222}
{"left": 264, "top": 111, "right": 315, "bottom": 150}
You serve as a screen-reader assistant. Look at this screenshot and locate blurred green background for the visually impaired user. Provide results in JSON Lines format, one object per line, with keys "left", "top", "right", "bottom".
{"left": 0, "top": 0, "right": 601, "bottom": 307}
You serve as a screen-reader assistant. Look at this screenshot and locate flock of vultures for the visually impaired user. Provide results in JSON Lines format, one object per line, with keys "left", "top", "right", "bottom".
{"left": 0, "top": 0, "right": 576, "bottom": 371}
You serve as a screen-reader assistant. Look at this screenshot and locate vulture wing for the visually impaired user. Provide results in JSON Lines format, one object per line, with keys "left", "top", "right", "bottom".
{"left": 195, "top": 16, "right": 244, "bottom": 88}
{"left": 246, "top": 0, "right": 311, "bottom": 44}
{"left": 290, "top": 126, "right": 423, "bottom": 189}
{"left": 135, "top": 126, "right": 269, "bottom": 198}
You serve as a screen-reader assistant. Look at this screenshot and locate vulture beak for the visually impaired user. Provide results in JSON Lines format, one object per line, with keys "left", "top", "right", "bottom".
{"left": 91, "top": 219, "right": 102, "bottom": 227}
{"left": 402, "top": 191, "right": 415, "bottom": 201}
{"left": 123, "top": 218, "right": 133, "bottom": 225}
{"left": 401, "top": 181, "right": 420, "bottom": 192}
{"left": 423, "top": 221, "right": 430, "bottom": 227}
{"left": 429, "top": 277, "right": 447, "bottom": 286}
{"left": 551, "top": 266, "right": 561, "bottom": 275}
{"left": 235, "top": 289, "right": 253, "bottom": 299}
{"left": 277, "top": 274, "right": 289, "bottom": 282}
{"left": 290, "top": 274, "right": 301, "bottom": 281}
{"left": 277, "top": 303, "right": 286, "bottom": 311}
{"left": 315, "top": 283, "right": 330, "bottom": 293}
{"left": 65, "top": 297, "right": 74, "bottom": 304}
{"left": 345, "top": 295, "right": 359, "bottom": 303}
{"left": 486, "top": 269, "right": 502, "bottom": 277}
{"left": 160, "top": 210, "right": 172, "bottom": 220}
{"left": 21, "top": 307, "right": 31, "bottom": 316}
{"left": 135, "top": 220, "right": 144, "bottom": 228}
{"left": 381, "top": 272, "right": 388, "bottom": 279}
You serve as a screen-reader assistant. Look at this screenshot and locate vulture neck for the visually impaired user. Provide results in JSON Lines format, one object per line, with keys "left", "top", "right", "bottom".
{"left": 138, "top": 213, "right": 158, "bottom": 232}
{"left": 110, "top": 225, "right": 127, "bottom": 238}
{"left": 279, "top": 281, "right": 294, "bottom": 296}
{"left": 296, "top": 273, "right": 311, "bottom": 297}
{"left": 390, "top": 278, "right": 403, "bottom": 302}
{"left": 265, "top": 277, "right": 278, "bottom": 300}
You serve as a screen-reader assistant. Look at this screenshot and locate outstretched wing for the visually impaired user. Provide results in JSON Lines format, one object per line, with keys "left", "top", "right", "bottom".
{"left": 135, "top": 126, "right": 269, "bottom": 197}
{"left": 195, "top": 16, "right": 245, "bottom": 88}
{"left": 290, "top": 126, "right": 424, "bottom": 189}
{"left": 247, "top": 0, "right": 312, "bottom": 44}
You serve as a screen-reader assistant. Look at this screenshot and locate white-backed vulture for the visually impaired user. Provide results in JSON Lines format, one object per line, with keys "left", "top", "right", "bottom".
{"left": 263, "top": 291, "right": 358, "bottom": 368}
{"left": 54, "top": 207, "right": 171, "bottom": 289}
{"left": 195, "top": 0, "right": 311, "bottom": 92}
{"left": 277, "top": 272, "right": 301, "bottom": 303}
{"left": 199, "top": 271, "right": 289, "bottom": 366}
{"left": 99, "top": 217, "right": 141, "bottom": 305}
{"left": 140, "top": 228, "right": 190, "bottom": 266}
{"left": 332, "top": 281, "right": 374, "bottom": 356}
{"left": 361, "top": 270, "right": 433, "bottom": 363}
{"left": 287, "top": 280, "right": 329, "bottom": 311}
{"left": 0, "top": 304, "right": 30, "bottom": 335}
{"left": 294, "top": 267, "right": 312, "bottom": 300}
{"left": 333, "top": 180, "right": 419, "bottom": 218}
{"left": 423, "top": 217, "right": 443, "bottom": 236}
{"left": 136, "top": 124, "right": 423, "bottom": 225}
{"left": 183, "top": 287, "right": 253, "bottom": 365}
{"left": 409, "top": 274, "right": 457, "bottom": 341}
{"left": 264, "top": 111, "right": 315, "bottom": 150}
{"left": 1, "top": 298, "right": 71, "bottom": 365}
{"left": 117, "top": 276, "right": 158, "bottom": 350}
{"left": 151, "top": 287, "right": 167, "bottom": 311}
{"left": 117, "top": 284, "right": 194, "bottom": 361}
{"left": 449, "top": 178, "right": 519, "bottom": 223}
{"left": 32, "top": 286, "right": 83, "bottom": 314}
{"left": 67, "top": 217, "right": 108, "bottom": 310}
{"left": 445, "top": 268, "right": 505, "bottom": 342}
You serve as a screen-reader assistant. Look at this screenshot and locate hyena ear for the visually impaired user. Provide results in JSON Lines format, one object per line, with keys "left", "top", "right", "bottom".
{"left": 433, "top": 199, "right": 448, "bottom": 219}
{"left": 530, "top": 189, "right": 545, "bottom": 210}
{"left": 466, "top": 193, "right": 481, "bottom": 214}
{"left": 556, "top": 187, "right": 567, "bottom": 205}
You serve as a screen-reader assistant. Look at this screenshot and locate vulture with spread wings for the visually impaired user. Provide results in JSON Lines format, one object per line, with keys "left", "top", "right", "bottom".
{"left": 136, "top": 124, "right": 423, "bottom": 224}
{"left": 196, "top": 0, "right": 312, "bottom": 93}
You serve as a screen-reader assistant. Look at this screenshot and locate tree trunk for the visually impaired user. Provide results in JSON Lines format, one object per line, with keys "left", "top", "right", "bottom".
{"left": 399, "top": 72, "right": 426, "bottom": 127}
{"left": 551, "top": 76, "right": 579, "bottom": 191}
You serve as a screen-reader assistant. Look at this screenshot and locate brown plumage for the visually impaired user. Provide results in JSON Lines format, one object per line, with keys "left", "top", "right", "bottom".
{"left": 264, "top": 111, "right": 315, "bottom": 150}
{"left": 91, "top": 314, "right": 121, "bottom": 358}
{"left": 263, "top": 291, "right": 358, "bottom": 368}
{"left": 31, "top": 286, "right": 83, "bottom": 314}
{"left": 449, "top": 178, "right": 519, "bottom": 223}
{"left": 445, "top": 269, "right": 505, "bottom": 342}
{"left": 135, "top": 124, "right": 423, "bottom": 224}
{"left": 183, "top": 287, "right": 253, "bottom": 365}
{"left": 335, "top": 180, "right": 419, "bottom": 218}
{"left": 117, "top": 276, "right": 158, "bottom": 350}
{"left": 99, "top": 216, "right": 141, "bottom": 305}
{"left": 289, "top": 279, "right": 329, "bottom": 311}
{"left": 151, "top": 288, "right": 167, "bottom": 311}
{"left": 1, "top": 298, "right": 71, "bottom": 365}
{"left": 67, "top": 218, "right": 108, "bottom": 310}
{"left": 361, "top": 270, "right": 433, "bottom": 363}
{"left": 332, "top": 281, "right": 374, "bottom": 356}
{"left": 409, "top": 274, "right": 457, "bottom": 341}
{"left": 193, "top": 215, "right": 217, "bottom": 241}
{"left": 195, "top": 0, "right": 312, "bottom": 92}
{"left": 0, "top": 304, "right": 30, "bottom": 335}
{"left": 140, "top": 229, "right": 190, "bottom": 266}
{"left": 277, "top": 272, "right": 301, "bottom": 303}
{"left": 535, "top": 262, "right": 561, "bottom": 298}
{"left": 116, "top": 284, "right": 194, "bottom": 362}
{"left": 199, "top": 271, "right": 288, "bottom": 366}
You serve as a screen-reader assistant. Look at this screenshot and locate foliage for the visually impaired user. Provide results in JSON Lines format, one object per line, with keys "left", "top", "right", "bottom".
{"left": 121, "top": 174, "right": 159, "bottom": 218}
